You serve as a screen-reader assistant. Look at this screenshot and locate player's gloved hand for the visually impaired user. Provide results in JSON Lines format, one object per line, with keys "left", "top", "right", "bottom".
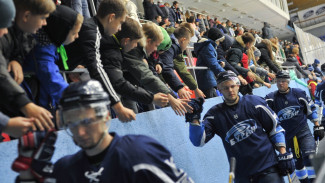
{"left": 185, "top": 98, "right": 204, "bottom": 123}
{"left": 12, "top": 129, "right": 57, "bottom": 182}
{"left": 30, "top": 129, "right": 57, "bottom": 181}
{"left": 314, "top": 125, "right": 324, "bottom": 141}
{"left": 277, "top": 151, "right": 295, "bottom": 176}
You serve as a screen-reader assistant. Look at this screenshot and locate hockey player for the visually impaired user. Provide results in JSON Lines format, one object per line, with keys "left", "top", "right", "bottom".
{"left": 315, "top": 80, "right": 325, "bottom": 123}
{"left": 265, "top": 70, "right": 324, "bottom": 183}
{"left": 14, "top": 80, "right": 194, "bottom": 183}
{"left": 185, "top": 70, "right": 295, "bottom": 183}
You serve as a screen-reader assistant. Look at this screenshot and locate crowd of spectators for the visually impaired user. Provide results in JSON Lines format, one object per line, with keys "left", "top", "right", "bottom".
{"left": 0, "top": 0, "right": 323, "bottom": 143}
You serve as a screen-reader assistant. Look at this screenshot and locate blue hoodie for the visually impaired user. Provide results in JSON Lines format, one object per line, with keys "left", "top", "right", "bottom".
{"left": 194, "top": 39, "right": 225, "bottom": 90}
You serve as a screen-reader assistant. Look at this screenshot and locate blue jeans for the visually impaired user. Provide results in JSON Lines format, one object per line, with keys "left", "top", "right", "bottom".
{"left": 71, "top": 0, "right": 90, "bottom": 18}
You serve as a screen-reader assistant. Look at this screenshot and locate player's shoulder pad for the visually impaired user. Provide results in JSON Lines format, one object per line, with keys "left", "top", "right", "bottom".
{"left": 116, "top": 135, "right": 171, "bottom": 157}
{"left": 243, "top": 95, "right": 266, "bottom": 104}
{"left": 265, "top": 90, "right": 276, "bottom": 99}
{"left": 291, "top": 88, "right": 307, "bottom": 97}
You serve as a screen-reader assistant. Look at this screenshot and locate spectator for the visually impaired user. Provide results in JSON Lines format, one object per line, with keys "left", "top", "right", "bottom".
{"left": 226, "top": 20, "right": 235, "bottom": 37}
{"left": 262, "top": 22, "right": 273, "bottom": 39}
{"left": 165, "top": 2, "right": 176, "bottom": 27}
{"left": 307, "top": 66, "right": 319, "bottom": 100}
{"left": 173, "top": 23, "right": 206, "bottom": 99}
{"left": 123, "top": 0, "right": 140, "bottom": 23}
{"left": 143, "top": 0, "right": 164, "bottom": 21}
{"left": 203, "top": 15, "right": 209, "bottom": 30}
{"left": 160, "top": 26, "right": 196, "bottom": 100}
{"left": 0, "top": 0, "right": 56, "bottom": 131}
{"left": 100, "top": 18, "right": 168, "bottom": 113}
{"left": 197, "top": 14, "right": 206, "bottom": 33}
{"left": 256, "top": 39, "right": 281, "bottom": 74}
{"left": 187, "top": 16, "right": 200, "bottom": 47}
{"left": 171, "top": 1, "right": 182, "bottom": 24}
{"left": 237, "top": 27, "right": 244, "bottom": 36}
{"left": 313, "top": 59, "right": 323, "bottom": 77}
{"left": 159, "top": 17, "right": 171, "bottom": 28}
{"left": 23, "top": 5, "right": 83, "bottom": 111}
{"left": 126, "top": 25, "right": 193, "bottom": 116}
{"left": 158, "top": 1, "right": 169, "bottom": 18}
{"left": 282, "top": 56, "right": 310, "bottom": 79}
{"left": 0, "top": 0, "right": 34, "bottom": 139}
{"left": 207, "top": 16, "right": 214, "bottom": 28}
{"left": 226, "top": 33, "right": 256, "bottom": 82}
{"left": 61, "top": 0, "right": 91, "bottom": 18}
{"left": 153, "top": 15, "right": 162, "bottom": 25}
{"left": 217, "top": 22, "right": 228, "bottom": 35}
{"left": 193, "top": 28, "right": 225, "bottom": 98}
{"left": 64, "top": 0, "right": 136, "bottom": 122}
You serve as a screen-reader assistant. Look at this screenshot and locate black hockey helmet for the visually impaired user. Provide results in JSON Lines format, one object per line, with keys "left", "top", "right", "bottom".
{"left": 321, "top": 63, "right": 325, "bottom": 72}
{"left": 58, "top": 80, "right": 110, "bottom": 128}
{"left": 216, "top": 71, "right": 240, "bottom": 85}
{"left": 276, "top": 70, "right": 290, "bottom": 79}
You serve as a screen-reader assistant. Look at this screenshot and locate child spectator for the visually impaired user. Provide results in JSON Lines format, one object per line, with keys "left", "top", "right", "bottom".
{"left": 23, "top": 5, "right": 83, "bottom": 111}
{"left": 193, "top": 28, "right": 225, "bottom": 98}
{"left": 63, "top": 0, "right": 136, "bottom": 122}
{"left": 0, "top": 0, "right": 56, "bottom": 131}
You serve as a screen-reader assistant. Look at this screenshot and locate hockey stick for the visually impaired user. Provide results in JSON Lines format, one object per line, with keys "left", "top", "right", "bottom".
{"left": 228, "top": 157, "right": 236, "bottom": 183}
{"left": 287, "top": 173, "right": 292, "bottom": 183}
{"left": 316, "top": 137, "right": 319, "bottom": 154}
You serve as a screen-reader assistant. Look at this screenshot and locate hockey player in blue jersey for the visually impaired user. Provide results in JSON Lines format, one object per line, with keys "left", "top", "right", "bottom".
{"left": 185, "top": 70, "right": 295, "bottom": 183}
{"left": 265, "top": 70, "right": 324, "bottom": 183}
{"left": 315, "top": 80, "right": 325, "bottom": 124}
{"left": 13, "top": 80, "right": 193, "bottom": 183}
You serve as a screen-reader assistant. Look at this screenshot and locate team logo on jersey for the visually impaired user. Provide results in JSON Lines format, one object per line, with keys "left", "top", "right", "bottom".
{"left": 225, "top": 119, "right": 257, "bottom": 146}
{"left": 85, "top": 167, "right": 104, "bottom": 183}
{"left": 233, "top": 114, "right": 238, "bottom": 119}
{"left": 277, "top": 106, "right": 300, "bottom": 122}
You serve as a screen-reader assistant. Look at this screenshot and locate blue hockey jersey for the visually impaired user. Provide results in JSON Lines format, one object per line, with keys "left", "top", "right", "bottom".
{"left": 52, "top": 133, "right": 193, "bottom": 183}
{"left": 265, "top": 88, "right": 318, "bottom": 140}
{"left": 189, "top": 95, "right": 285, "bottom": 179}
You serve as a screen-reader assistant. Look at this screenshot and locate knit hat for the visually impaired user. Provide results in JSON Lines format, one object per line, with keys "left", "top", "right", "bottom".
{"left": 308, "top": 65, "right": 314, "bottom": 72}
{"left": 208, "top": 28, "right": 224, "bottom": 42}
{"left": 0, "top": 0, "right": 15, "bottom": 28}
{"left": 254, "top": 49, "right": 261, "bottom": 57}
{"left": 157, "top": 27, "right": 172, "bottom": 52}
{"left": 314, "top": 59, "right": 320, "bottom": 64}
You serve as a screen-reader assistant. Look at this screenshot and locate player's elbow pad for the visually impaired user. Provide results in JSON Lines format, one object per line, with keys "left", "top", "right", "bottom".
{"left": 270, "top": 126, "right": 286, "bottom": 148}
{"left": 308, "top": 110, "right": 318, "bottom": 122}
{"left": 189, "top": 123, "right": 206, "bottom": 147}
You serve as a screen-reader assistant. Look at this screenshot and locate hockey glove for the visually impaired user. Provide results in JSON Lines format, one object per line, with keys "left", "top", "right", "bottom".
{"left": 30, "top": 129, "right": 57, "bottom": 182}
{"left": 185, "top": 98, "right": 204, "bottom": 123}
{"left": 12, "top": 129, "right": 57, "bottom": 183}
{"left": 277, "top": 151, "right": 295, "bottom": 176}
{"left": 314, "top": 125, "right": 324, "bottom": 141}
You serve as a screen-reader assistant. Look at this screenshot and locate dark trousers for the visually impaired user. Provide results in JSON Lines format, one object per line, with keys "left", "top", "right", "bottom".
{"left": 236, "top": 166, "right": 284, "bottom": 183}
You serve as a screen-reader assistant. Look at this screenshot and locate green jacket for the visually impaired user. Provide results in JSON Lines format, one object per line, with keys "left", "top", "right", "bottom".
{"left": 289, "top": 69, "right": 308, "bottom": 87}
{"left": 173, "top": 54, "right": 198, "bottom": 90}
{"left": 123, "top": 52, "right": 171, "bottom": 94}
